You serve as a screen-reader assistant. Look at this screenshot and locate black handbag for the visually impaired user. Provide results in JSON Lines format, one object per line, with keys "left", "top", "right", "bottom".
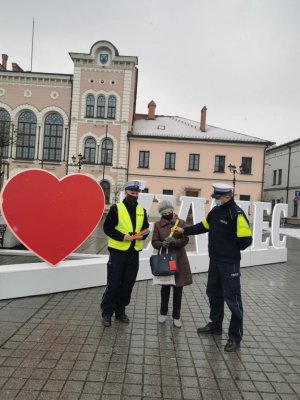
{"left": 150, "top": 249, "right": 178, "bottom": 276}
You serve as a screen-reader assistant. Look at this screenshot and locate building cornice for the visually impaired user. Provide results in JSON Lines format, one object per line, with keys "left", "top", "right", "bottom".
{"left": 127, "top": 134, "right": 270, "bottom": 147}
{"left": 0, "top": 71, "right": 73, "bottom": 84}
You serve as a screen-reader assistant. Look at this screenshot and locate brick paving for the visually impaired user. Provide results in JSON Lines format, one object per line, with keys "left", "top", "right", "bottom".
{"left": 0, "top": 234, "right": 299, "bottom": 399}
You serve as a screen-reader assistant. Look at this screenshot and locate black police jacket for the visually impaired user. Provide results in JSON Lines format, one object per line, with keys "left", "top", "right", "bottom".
{"left": 184, "top": 198, "right": 252, "bottom": 263}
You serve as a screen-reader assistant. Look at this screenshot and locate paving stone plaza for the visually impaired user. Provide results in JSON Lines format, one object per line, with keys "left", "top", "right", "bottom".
{"left": 0, "top": 232, "right": 299, "bottom": 400}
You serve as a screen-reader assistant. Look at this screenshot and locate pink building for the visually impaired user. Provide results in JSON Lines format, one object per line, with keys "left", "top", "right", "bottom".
{"left": 130, "top": 103, "right": 271, "bottom": 215}
{"left": 0, "top": 41, "right": 271, "bottom": 213}
{"left": 0, "top": 41, "right": 138, "bottom": 204}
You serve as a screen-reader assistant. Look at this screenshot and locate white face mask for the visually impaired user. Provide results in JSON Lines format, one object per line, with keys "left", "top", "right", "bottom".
{"left": 215, "top": 199, "right": 222, "bottom": 207}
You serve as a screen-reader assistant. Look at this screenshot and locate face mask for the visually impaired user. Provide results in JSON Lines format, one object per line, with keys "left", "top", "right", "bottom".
{"left": 162, "top": 213, "right": 173, "bottom": 220}
{"left": 126, "top": 194, "right": 138, "bottom": 204}
{"left": 215, "top": 199, "right": 222, "bottom": 207}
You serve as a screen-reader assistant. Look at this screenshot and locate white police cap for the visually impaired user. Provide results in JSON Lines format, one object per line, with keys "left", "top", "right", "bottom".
{"left": 123, "top": 180, "right": 145, "bottom": 192}
{"left": 211, "top": 182, "right": 233, "bottom": 198}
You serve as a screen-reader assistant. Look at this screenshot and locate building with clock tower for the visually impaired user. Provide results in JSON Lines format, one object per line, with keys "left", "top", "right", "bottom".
{"left": 0, "top": 41, "right": 138, "bottom": 203}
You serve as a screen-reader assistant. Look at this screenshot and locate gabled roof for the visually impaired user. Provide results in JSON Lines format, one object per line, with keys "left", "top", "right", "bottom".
{"left": 266, "top": 137, "right": 300, "bottom": 152}
{"left": 132, "top": 116, "right": 272, "bottom": 145}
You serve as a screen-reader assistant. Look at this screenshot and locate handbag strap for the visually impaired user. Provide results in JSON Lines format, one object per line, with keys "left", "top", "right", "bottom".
{"left": 168, "top": 219, "right": 180, "bottom": 238}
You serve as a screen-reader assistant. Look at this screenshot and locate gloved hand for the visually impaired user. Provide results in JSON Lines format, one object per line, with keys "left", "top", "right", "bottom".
{"left": 162, "top": 237, "right": 176, "bottom": 248}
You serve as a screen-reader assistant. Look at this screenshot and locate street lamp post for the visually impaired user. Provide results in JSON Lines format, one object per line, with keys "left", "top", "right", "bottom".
{"left": 228, "top": 163, "right": 244, "bottom": 196}
{"left": 72, "top": 153, "right": 85, "bottom": 173}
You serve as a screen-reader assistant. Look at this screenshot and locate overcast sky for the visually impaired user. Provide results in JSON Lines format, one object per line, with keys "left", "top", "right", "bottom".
{"left": 0, "top": 0, "right": 299, "bottom": 145}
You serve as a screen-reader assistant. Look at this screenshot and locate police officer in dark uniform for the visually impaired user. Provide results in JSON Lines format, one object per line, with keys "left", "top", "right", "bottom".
{"left": 101, "top": 180, "right": 149, "bottom": 327}
{"left": 175, "top": 183, "right": 252, "bottom": 352}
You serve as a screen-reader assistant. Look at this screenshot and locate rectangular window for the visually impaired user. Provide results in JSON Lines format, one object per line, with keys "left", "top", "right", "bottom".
{"left": 138, "top": 151, "right": 149, "bottom": 168}
{"left": 239, "top": 195, "right": 250, "bottom": 201}
{"left": 142, "top": 188, "right": 149, "bottom": 193}
{"left": 165, "top": 152, "right": 176, "bottom": 169}
{"left": 186, "top": 190, "right": 199, "bottom": 197}
{"left": 214, "top": 155, "right": 225, "bottom": 172}
{"left": 293, "top": 201, "right": 298, "bottom": 217}
{"left": 162, "top": 189, "right": 173, "bottom": 195}
{"left": 273, "top": 170, "right": 277, "bottom": 185}
{"left": 188, "top": 154, "right": 200, "bottom": 170}
{"left": 241, "top": 157, "right": 252, "bottom": 174}
{"left": 278, "top": 169, "right": 282, "bottom": 185}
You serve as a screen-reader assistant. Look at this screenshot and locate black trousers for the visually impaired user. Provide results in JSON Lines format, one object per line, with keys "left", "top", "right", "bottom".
{"left": 160, "top": 286, "right": 183, "bottom": 320}
{"left": 206, "top": 259, "right": 243, "bottom": 342}
{"left": 101, "top": 250, "right": 139, "bottom": 317}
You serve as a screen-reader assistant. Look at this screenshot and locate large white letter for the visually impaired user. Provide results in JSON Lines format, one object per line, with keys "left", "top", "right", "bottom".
{"left": 271, "top": 203, "right": 288, "bottom": 249}
{"left": 252, "top": 202, "right": 271, "bottom": 250}
{"left": 178, "top": 196, "right": 208, "bottom": 254}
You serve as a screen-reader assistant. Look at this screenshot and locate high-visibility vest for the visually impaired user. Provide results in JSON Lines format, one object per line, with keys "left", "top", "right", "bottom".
{"left": 107, "top": 202, "right": 145, "bottom": 251}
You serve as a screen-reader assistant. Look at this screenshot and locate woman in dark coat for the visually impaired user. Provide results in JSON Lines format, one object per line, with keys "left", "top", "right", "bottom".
{"left": 151, "top": 200, "right": 193, "bottom": 328}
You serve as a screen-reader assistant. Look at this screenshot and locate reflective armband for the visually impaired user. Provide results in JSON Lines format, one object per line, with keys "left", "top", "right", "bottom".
{"left": 202, "top": 218, "right": 210, "bottom": 230}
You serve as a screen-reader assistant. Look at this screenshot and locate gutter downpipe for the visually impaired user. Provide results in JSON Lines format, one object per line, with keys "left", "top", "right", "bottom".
{"left": 286, "top": 145, "right": 292, "bottom": 215}
{"left": 261, "top": 146, "right": 267, "bottom": 201}
{"left": 65, "top": 77, "right": 74, "bottom": 175}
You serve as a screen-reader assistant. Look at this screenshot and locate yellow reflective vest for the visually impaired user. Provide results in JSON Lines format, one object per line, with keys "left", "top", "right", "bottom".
{"left": 107, "top": 202, "right": 145, "bottom": 251}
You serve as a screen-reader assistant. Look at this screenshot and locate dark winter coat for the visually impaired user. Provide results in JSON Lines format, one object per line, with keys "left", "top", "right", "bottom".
{"left": 151, "top": 216, "right": 193, "bottom": 287}
{"left": 184, "top": 198, "right": 252, "bottom": 263}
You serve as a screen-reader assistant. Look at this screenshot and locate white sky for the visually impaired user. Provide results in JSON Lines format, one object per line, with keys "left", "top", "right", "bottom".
{"left": 0, "top": 0, "right": 299, "bottom": 145}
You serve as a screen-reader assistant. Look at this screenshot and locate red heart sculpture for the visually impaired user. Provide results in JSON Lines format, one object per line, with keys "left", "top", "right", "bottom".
{"left": 0, "top": 170, "right": 105, "bottom": 266}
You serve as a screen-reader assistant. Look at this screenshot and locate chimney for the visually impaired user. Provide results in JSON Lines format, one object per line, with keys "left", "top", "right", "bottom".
{"left": 200, "top": 106, "right": 207, "bottom": 132}
{"left": 147, "top": 100, "right": 156, "bottom": 120}
{"left": 12, "top": 62, "right": 24, "bottom": 72}
{"left": 1, "top": 54, "right": 8, "bottom": 70}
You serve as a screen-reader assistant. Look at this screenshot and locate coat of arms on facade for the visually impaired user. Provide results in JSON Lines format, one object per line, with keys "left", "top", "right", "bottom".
{"left": 99, "top": 53, "right": 109, "bottom": 64}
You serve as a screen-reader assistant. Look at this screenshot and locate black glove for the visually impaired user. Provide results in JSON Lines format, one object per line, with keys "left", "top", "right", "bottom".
{"left": 161, "top": 240, "right": 169, "bottom": 248}
{"left": 162, "top": 237, "right": 176, "bottom": 248}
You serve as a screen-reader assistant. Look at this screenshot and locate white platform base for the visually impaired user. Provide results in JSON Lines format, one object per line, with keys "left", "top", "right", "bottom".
{"left": 0, "top": 247, "right": 287, "bottom": 300}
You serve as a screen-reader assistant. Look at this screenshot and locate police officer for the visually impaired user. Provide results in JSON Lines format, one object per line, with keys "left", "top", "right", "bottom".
{"left": 101, "top": 180, "right": 149, "bottom": 327}
{"left": 175, "top": 183, "right": 252, "bottom": 352}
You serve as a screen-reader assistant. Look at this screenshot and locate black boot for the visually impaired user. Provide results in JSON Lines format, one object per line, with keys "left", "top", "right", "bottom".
{"left": 102, "top": 315, "right": 111, "bottom": 327}
{"left": 224, "top": 339, "right": 240, "bottom": 352}
{"left": 197, "top": 322, "right": 222, "bottom": 334}
{"left": 115, "top": 313, "right": 130, "bottom": 323}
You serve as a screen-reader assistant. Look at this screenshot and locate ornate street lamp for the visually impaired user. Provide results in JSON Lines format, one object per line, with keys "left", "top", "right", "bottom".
{"left": 228, "top": 163, "right": 244, "bottom": 195}
{"left": 72, "top": 153, "right": 85, "bottom": 173}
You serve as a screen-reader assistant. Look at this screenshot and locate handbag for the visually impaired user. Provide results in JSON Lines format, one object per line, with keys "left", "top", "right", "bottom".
{"left": 150, "top": 248, "right": 178, "bottom": 276}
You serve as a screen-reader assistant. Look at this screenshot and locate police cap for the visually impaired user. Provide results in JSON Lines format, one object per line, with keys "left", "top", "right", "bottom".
{"left": 211, "top": 183, "right": 233, "bottom": 198}
{"left": 123, "top": 180, "right": 145, "bottom": 192}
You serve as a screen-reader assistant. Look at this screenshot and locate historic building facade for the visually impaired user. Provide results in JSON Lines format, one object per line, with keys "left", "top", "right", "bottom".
{"left": 1, "top": 40, "right": 272, "bottom": 216}
{"left": 263, "top": 138, "right": 300, "bottom": 224}
{"left": 0, "top": 41, "right": 138, "bottom": 203}
{"left": 130, "top": 103, "right": 271, "bottom": 216}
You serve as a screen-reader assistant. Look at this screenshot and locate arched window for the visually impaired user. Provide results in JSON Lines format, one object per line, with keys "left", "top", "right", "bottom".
{"left": 43, "top": 112, "right": 63, "bottom": 161}
{"left": 101, "top": 138, "right": 113, "bottom": 165}
{"left": 86, "top": 94, "right": 95, "bottom": 118}
{"left": 84, "top": 137, "right": 96, "bottom": 164}
{"left": 16, "top": 111, "right": 37, "bottom": 160}
{"left": 100, "top": 180, "right": 110, "bottom": 204}
{"left": 0, "top": 108, "right": 11, "bottom": 157}
{"left": 107, "top": 96, "right": 116, "bottom": 119}
{"left": 97, "top": 95, "right": 106, "bottom": 119}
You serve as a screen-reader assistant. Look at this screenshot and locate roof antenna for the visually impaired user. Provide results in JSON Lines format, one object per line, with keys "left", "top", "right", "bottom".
{"left": 30, "top": 17, "right": 35, "bottom": 71}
